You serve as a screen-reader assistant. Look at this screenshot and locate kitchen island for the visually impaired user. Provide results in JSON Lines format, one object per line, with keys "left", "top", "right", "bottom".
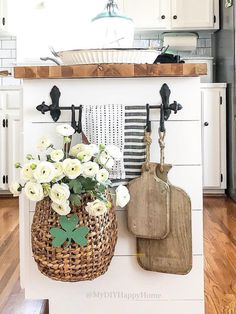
{"left": 15, "top": 63, "right": 206, "bottom": 314}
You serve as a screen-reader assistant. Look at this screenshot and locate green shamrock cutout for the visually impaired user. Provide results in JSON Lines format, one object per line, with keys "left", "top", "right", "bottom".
{"left": 50, "top": 214, "right": 90, "bottom": 248}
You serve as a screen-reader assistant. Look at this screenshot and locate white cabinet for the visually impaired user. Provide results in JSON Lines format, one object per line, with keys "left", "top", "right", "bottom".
{"left": 0, "top": 0, "right": 8, "bottom": 34}
{"left": 119, "top": 0, "right": 219, "bottom": 31}
{"left": 201, "top": 83, "right": 227, "bottom": 192}
{"left": 119, "top": 0, "right": 170, "bottom": 30}
{"left": 171, "top": 0, "right": 215, "bottom": 29}
{"left": 0, "top": 87, "right": 22, "bottom": 192}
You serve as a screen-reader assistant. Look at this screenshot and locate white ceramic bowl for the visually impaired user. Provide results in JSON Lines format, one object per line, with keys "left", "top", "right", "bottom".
{"left": 54, "top": 48, "right": 160, "bottom": 65}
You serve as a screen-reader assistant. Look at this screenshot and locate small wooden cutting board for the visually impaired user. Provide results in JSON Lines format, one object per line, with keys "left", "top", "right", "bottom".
{"left": 137, "top": 164, "right": 192, "bottom": 275}
{"left": 127, "top": 162, "right": 170, "bottom": 239}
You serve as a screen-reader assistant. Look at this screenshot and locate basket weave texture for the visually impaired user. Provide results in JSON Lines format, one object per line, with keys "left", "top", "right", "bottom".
{"left": 31, "top": 195, "right": 118, "bottom": 282}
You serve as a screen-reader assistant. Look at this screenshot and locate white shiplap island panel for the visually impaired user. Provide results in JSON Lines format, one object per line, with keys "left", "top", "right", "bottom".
{"left": 19, "top": 76, "right": 204, "bottom": 314}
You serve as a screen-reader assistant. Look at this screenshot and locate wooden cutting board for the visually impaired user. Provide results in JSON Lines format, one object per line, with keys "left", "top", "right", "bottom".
{"left": 127, "top": 162, "right": 170, "bottom": 239}
{"left": 137, "top": 164, "right": 192, "bottom": 275}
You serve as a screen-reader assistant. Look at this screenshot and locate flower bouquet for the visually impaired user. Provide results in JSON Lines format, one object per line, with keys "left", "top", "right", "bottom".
{"left": 11, "top": 124, "right": 130, "bottom": 282}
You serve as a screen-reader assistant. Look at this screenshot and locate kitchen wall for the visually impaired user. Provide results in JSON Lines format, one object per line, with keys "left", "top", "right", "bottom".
{"left": 134, "top": 32, "right": 213, "bottom": 58}
{"left": 0, "top": 36, "right": 20, "bottom": 86}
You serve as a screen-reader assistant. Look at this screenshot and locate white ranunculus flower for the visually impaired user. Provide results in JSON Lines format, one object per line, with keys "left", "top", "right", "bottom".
{"left": 89, "top": 144, "right": 99, "bottom": 155}
{"left": 21, "top": 162, "right": 37, "bottom": 181}
{"left": 53, "top": 162, "right": 64, "bottom": 181}
{"left": 105, "top": 158, "right": 115, "bottom": 169}
{"left": 50, "top": 149, "right": 64, "bottom": 162}
{"left": 9, "top": 181, "right": 21, "bottom": 197}
{"left": 62, "top": 158, "right": 82, "bottom": 179}
{"left": 96, "top": 169, "right": 109, "bottom": 183}
{"left": 85, "top": 199, "right": 108, "bottom": 216}
{"left": 106, "top": 145, "right": 122, "bottom": 160}
{"left": 98, "top": 151, "right": 115, "bottom": 169}
{"left": 24, "top": 181, "right": 44, "bottom": 202}
{"left": 83, "top": 161, "right": 99, "bottom": 178}
{"left": 70, "top": 144, "right": 85, "bottom": 157}
{"left": 56, "top": 124, "right": 75, "bottom": 137}
{"left": 49, "top": 183, "right": 70, "bottom": 205}
{"left": 116, "top": 185, "right": 130, "bottom": 208}
{"left": 33, "top": 161, "right": 56, "bottom": 183}
{"left": 51, "top": 201, "right": 71, "bottom": 215}
{"left": 37, "top": 136, "right": 51, "bottom": 151}
{"left": 77, "top": 146, "right": 94, "bottom": 162}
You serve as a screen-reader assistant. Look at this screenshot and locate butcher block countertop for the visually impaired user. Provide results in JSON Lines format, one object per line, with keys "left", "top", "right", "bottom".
{"left": 14, "top": 63, "right": 207, "bottom": 79}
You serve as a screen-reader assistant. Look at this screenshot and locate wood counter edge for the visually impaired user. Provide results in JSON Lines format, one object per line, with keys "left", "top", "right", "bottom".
{"left": 14, "top": 63, "right": 207, "bottom": 79}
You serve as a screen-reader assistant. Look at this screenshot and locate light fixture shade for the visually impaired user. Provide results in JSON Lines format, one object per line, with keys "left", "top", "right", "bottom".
{"left": 91, "top": 0, "right": 134, "bottom": 48}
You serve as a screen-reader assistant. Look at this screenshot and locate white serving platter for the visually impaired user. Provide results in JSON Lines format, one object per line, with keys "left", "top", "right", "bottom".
{"left": 53, "top": 48, "right": 160, "bottom": 65}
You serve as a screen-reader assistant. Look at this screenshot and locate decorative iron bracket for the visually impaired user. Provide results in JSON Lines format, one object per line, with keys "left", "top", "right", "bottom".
{"left": 36, "top": 86, "right": 83, "bottom": 133}
{"left": 146, "top": 83, "right": 183, "bottom": 133}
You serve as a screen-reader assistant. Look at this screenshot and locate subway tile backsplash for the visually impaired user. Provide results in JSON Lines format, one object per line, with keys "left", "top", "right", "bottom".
{"left": 0, "top": 36, "right": 20, "bottom": 86}
{"left": 134, "top": 31, "right": 213, "bottom": 57}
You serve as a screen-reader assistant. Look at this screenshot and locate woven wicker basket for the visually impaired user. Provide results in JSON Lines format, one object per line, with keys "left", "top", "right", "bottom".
{"left": 31, "top": 195, "right": 118, "bottom": 282}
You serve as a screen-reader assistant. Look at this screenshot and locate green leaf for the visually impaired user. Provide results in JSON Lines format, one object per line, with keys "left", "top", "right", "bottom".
{"left": 97, "top": 184, "right": 106, "bottom": 193}
{"left": 50, "top": 228, "right": 67, "bottom": 247}
{"left": 69, "top": 194, "right": 81, "bottom": 206}
{"left": 72, "top": 227, "right": 89, "bottom": 247}
{"left": 60, "top": 214, "right": 78, "bottom": 232}
{"left": 68, "top": 179, "right": 82, "bottom": 194}
{"left": 79, "top": 177, "right": 97, "bottom": 191}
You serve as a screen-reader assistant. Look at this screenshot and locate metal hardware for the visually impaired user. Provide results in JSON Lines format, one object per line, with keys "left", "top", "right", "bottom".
{"left": 214, "top": 15, "right": 216, "bottom": 23}
{"left": 161, "top": 15, "right": 166, "bottom": 19}
{"left": 2, "top": 119, "right": 5, "bottom": 127}
{"left": 36, "top": 86, "right": 83, "bottom": 133}
{"left": 36, "top": 86, "right": 61, "bottom": 122}
{"left": 204, "top": 122, "right": 209, "bottom": 127}
{"left": 6, "top": 175, "right": 8, "bottom": 184}
{"left": 225, "top": 0, "right": 233, "bottom": 8}
{"left": 5, "top": 119, "right": 8, "bottom": 128}
{"left": 40, "top": 57, "right": 61, "bottom": 65}
{"left": 220, "top": 96, "right": 223, "bottom": 105}
{"left": 2, "top": 17, "right": 5, "bottom": 26}
{"left": 0, "top": 70, "right": 11, "bottom": 77}
{"left": 173, "top": 15, "right": 177, "bottom": 20}
{"left": 146, "top": 83, "right": 182, "bottom": 133}
{"left": 2, "top": 175, "right": 5, "bottom": 184}
{"left": 221, "top": 174, "right": 223, "bottom": 182}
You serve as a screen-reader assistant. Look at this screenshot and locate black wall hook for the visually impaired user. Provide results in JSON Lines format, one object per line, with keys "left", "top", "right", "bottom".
{"left": 146, "top": 83, "right": 183, "bottom": 133}
{"left": 36, "top": 86, "right": 61, "bottom": 122}
{"left": 36, "top": 86, "right": 83, "bottom": 133}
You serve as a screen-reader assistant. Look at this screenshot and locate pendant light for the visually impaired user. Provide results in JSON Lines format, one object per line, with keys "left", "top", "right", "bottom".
{"left": 91, "top": 0, "right": 134, "bottom": 48}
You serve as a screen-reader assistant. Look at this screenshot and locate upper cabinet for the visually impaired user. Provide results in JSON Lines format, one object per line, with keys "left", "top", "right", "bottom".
{"left": 119, "top": 0, "right": 170, "bottom": 30}
{"left": 118, "top": 0, "right": 219, "bottom": 31}
{"left": 0, "top": 0, "right": 7, "bottom": 34}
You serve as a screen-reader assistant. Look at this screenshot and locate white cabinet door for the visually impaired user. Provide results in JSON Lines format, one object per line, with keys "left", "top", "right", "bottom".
{"left": 7, "top": 114, "right": 21, "bottom": 185}
{"left": 171, "top": 0, "right": 214, "bottom": 29}
{"left": 122, "top": 0, "right": 170, "bottom": 29}
{"left": 0, "top": 0, "right": 7, "bottom": 33}
{"left": 0, "top": 114, "right": 7, "bottom": 189}
{"left": 202, "top": 87, "right": 222, "bottom": 189}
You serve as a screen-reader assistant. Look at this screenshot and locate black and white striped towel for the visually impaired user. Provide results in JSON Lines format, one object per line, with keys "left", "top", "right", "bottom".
{"left": 112, "top": 105, "right": 147, "bottom": 187}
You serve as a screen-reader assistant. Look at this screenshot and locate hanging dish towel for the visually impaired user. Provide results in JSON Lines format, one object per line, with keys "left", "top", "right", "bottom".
{"left": 82, "top": 104, "right": 126, "bottom": 180}
{"left": 112, "top": 105, "right": 147, "bottom": 186}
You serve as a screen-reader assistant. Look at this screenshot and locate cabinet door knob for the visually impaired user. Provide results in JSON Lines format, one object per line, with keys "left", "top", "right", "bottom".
{"left": 2, "top": 17, "right": 5, "bottom": 26}
{"left": 204, "top": 122, "right": 209, "bottom": 126}
{"left": 161, "top": 15, "right": 165, "bottom": 19}
{"left": 173, "top": 15, "right": 178, "bottom": 19}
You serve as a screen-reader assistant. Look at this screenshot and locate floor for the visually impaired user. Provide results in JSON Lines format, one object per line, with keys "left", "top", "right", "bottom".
{"left": 0, "top": 196, "right": 236, "bottom": 313}
{"left": 204, "top": 196, "right": 236, "bottom": 314}
{"left": 0, "top": 198, "right": 48, "bottom": 314}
